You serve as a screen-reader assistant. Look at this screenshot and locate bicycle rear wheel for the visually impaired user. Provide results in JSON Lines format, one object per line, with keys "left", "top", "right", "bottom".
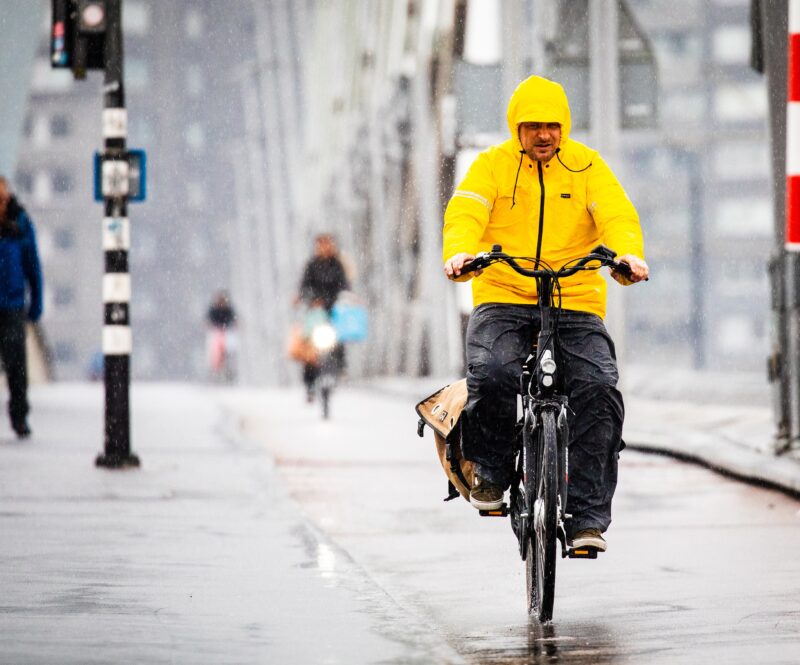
{"left": 526, "top": 408, "right": 558, "bottom": 621}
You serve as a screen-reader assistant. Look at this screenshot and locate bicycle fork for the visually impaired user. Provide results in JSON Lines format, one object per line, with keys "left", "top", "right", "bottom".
{"left": 551, "top": 403, "right": 573, "bottom": 560}
{"left": 555, "top": 404, "right": 598, "bottom": 560}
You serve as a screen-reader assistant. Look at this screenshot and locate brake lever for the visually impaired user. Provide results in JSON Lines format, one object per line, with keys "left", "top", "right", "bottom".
{"left": 457, "top": 255, "right": 488, "bottom": 277}
{"left": 612, "top": 261, "right": 649, "bottom": 282}
{"left": 458, "top": 254, "right": 489, "bottom": 276}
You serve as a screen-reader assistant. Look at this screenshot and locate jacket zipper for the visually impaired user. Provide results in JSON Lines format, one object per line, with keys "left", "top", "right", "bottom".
{"left": 535, "top": 160, "right": 545, "bottom": 268}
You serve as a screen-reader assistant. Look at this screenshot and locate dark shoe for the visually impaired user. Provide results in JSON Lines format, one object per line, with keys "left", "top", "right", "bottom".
{"left": 469, "top": 475, "right": 504, "bottom": 511}
{"left": 12, "top": 419, "right": 31, "bottom": 439}
{"left": 571, "top": 528, "right": 606, "bottom": 552}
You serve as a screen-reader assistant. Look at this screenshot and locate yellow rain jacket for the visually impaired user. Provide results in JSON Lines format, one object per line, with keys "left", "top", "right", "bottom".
{"left": 443, "top": 75, "right": 644, "bottom": 319}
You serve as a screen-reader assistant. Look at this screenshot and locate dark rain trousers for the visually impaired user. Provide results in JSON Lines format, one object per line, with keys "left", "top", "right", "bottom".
{"left": 0, "top": 309, "right": 29, "bottom": 427}
{"left": 463, "top": 303, "right": 624, "bottom": 538}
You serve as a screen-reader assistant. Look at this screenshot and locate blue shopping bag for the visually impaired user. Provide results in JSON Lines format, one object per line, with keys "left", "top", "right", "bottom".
{"left": 331, "top": 302, "right": 369, "bottom": 343}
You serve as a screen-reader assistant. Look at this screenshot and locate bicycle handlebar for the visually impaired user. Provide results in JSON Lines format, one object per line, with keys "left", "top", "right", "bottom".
{"left": 460, "top": 244, "right": 638, "bottom": 280}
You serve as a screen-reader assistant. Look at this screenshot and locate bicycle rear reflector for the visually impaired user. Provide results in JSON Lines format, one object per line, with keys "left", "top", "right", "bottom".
{"left": 479, "top": 505, "right": 509, "bottom": 517}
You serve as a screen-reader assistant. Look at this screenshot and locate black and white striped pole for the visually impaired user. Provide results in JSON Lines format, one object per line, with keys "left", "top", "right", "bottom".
{"left": 95, "top": 0, "right": 138, "bottom": 468}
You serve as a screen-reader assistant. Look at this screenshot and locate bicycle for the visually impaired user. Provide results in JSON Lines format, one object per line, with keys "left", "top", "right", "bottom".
{"left": 303, "top": 306, "right": 340, "bottom": 420}
{"left": 459, "top": 244, "right": 638, "bottom": 622}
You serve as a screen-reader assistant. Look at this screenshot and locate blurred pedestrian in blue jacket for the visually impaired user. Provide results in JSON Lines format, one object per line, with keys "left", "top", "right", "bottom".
{"left": 0, "top": 176, "right": 43, "bottom": 438}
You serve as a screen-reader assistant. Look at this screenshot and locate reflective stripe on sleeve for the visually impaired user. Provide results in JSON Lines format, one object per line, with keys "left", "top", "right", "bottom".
{"left": 452, "top": 189, "right": 491, "bottom": 211}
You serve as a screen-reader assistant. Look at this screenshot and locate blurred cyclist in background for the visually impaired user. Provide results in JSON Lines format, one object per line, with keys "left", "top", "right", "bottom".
{"left": 296, "top": 234, "right": 350, "bottom": 312}
{"left": 206, "top": 290, "right": 237, "bottom": 382}
{"left": 294, "top": 234, "right": 350, "bottom": 400}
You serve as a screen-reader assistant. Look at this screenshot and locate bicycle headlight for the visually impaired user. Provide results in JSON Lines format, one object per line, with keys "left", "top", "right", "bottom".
{"left": 540, "top": 350, "right": 556, "bottom": 375}
{"left": 311, "top": 324, "right": 337, "bottom": 351}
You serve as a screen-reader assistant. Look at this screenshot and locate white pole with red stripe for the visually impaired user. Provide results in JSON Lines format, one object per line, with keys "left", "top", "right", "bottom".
{"left": 786, "top": 0, "right": 800, "bottom": 450}
{"left": 786, "top": 0, "right": 800, "bottom": 249}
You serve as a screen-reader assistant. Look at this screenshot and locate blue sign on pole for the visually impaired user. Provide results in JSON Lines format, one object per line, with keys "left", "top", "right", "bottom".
{"left": 94, "top": 149, "right": 147, "bottom": 203}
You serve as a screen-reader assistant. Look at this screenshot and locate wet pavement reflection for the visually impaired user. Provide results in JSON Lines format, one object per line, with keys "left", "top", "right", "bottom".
{"left": 467, "top": 622, "right": 612, "bottom": 664}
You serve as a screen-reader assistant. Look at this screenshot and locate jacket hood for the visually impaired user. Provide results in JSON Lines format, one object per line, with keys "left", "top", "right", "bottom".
{"left": 506, "top": 75, "right": 572, "bottom": 148}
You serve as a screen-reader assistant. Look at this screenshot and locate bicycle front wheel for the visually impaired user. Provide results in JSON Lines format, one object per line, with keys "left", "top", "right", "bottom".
{"left": 526, "top": 408, "right": 558, "bottom": 621}
{"left": 320, "top": 386, "right": 330, "bottom": 419}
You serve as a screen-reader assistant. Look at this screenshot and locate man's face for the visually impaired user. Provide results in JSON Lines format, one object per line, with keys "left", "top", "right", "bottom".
{"left": 315, "top": 237, "right": 336, "bottom": 258}
{"left": 0, "top": 182, "right": 10, "bottom": 218}
{"left": 518, "top": 122, "right": 561, "bottom": 163}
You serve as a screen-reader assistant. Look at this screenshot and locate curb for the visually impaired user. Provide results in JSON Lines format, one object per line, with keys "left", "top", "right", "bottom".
{"left": 624, "top": 428, "right": 800, "bottom": 500}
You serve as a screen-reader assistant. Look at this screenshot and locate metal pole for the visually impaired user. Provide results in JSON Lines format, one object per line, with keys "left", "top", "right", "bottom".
{"left": 439, "top": 0, "right": 468, "bottom": 377}
{"left": 252, "top": 2, "right": 294, "bottom": 385}
{"left": 410, "top": 9, "right": 451, "bottom": 378}
{"left": 784, "top": 0, "right": 800, "bottom": 449}
{"left": 239, "top": 71, "right": 280, "bottom": 383}
{"left": 685, "top": 151, "right": 706, "bottom": 369}
{"left": 96, "top": 0, "right": 138, "bottom": 467}
{"left": 589, "top": 0, "right": 626, "bottom": 383}
{"left": 754, "top": 0, "right": 791, "bottom": 448}
{"left": 228, "top": 140, "right": 262, "bottom": 386}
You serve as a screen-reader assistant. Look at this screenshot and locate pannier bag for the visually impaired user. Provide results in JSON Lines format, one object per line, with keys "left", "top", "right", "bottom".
{"left": 287, "top": 307, "right": 330, "bottom": 365}
{"left": 286, "top": 323, "right": 317, "bottom": 364}
{"left": 415, "top": 379, "right": 474, "bottom": 502}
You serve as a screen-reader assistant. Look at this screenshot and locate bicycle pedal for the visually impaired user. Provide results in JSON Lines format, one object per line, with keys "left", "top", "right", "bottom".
{"left": 479, "top": 504, "right": 509, "bottom": 517}
{"left": 567, "top": 546, "right": 598, "bottom": 559}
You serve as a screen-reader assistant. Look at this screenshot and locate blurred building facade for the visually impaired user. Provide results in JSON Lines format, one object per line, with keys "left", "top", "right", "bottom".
{"left": 625, "top": 0, "right": 771, "bottom": 371}
{"left": 0, "top": 1, "right": 44, "bottom": 177}
{"left": 14, "top": 2, "right": 255, "bottom": 380}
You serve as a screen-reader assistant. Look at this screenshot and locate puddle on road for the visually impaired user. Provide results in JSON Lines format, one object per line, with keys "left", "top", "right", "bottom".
{"left": 455, "top": 621, "right": 635, "bottom": 665}
{"left": 315, "top": 542, "right": 338, "bottom": 583}
{"left": 296, "top": 540, "right": 340, "bottom": 588}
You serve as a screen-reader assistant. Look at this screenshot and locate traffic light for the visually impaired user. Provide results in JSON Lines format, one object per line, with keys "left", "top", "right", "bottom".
{"left": 50, "top": 0, "right": 74, "bottom": 69}
{"left": 50, "top": 0, "right": 107, "bottom": 79}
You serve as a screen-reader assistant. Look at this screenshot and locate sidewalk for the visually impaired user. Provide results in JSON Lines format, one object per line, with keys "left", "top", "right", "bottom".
{"left": 622, "top": 367, "right": 800, "bottom": 497}
{"left": 369, "top": 365, "right": 800, "bottom": 498}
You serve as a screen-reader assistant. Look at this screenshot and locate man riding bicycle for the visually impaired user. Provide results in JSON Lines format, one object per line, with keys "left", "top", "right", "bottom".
{"left": 443, "top": 75, "right": 648, "bottom": 553}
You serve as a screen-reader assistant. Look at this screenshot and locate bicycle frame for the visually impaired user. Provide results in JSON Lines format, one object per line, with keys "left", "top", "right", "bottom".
{"left": 515, "top": 272, "right": 571, "bottom": 553}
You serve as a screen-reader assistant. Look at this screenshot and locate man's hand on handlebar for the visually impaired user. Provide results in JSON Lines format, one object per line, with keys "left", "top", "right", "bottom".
{"left": 444, "top": 253, "right": 482, "bottom": 280}
{"left": 611, "top": 254, "right": 649, "bottom": 285}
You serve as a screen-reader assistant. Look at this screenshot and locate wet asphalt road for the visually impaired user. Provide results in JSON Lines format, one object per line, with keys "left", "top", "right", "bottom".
{"left": 235, "top": 386, "right": 800, "bottom": 665}
{"left": 3, "top": 383, "right": 797, "bottom": 663}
